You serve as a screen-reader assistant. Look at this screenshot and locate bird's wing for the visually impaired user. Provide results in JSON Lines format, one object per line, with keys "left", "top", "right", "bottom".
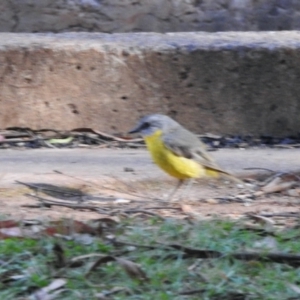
{"left": 162, "top": 128, "right": 237, "bottom": 177}
{"left": 162, "top": 128, "right": 215, "bottom": 166}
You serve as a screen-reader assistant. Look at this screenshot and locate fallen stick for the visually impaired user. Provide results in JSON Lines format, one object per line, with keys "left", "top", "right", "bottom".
{"left": 113, "top": 240, "right": 300, "bottom": 266}
{"left": 93, "top": 129, "right": 143, "bottom": 143}
{"left": 23, "top": 194, "right": 108, "bottom": 214}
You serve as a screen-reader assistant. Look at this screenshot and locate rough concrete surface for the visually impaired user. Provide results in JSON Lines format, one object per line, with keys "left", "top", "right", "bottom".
{"left": 0, "top": 148, "right": 299, "bottom": 184}
{"left": 1, "top": 32, "right": 300, "bottom": 136}
{"left": 1, "top": 0, "right": 300, "bottom": 33}
{"left": 0, "top": 148, "right": 299, "bottom": 220}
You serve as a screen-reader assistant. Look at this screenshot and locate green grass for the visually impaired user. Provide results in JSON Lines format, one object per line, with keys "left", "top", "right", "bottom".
{"left": 1, "top": 217, "right": 300, "bottom": 299}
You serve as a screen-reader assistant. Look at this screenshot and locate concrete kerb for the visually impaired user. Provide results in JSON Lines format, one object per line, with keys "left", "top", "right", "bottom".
{"left": 1, "top": 32, "right": 300, "bottom": 136}
{"left": 0, "top": 148, "right": 299, "bottom": 187}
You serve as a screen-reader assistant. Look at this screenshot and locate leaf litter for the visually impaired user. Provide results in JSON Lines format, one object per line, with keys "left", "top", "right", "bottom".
{"left": 1, "top": 127, "right": 300, "bottom": 150}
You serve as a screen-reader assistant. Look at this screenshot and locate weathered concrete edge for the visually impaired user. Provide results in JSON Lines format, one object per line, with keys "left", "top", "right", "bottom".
{"left": 1, "top": 32, "right": 300, "bottom": 136}
{"left": 2, "top": 31, "right": 300, "bottom": 51}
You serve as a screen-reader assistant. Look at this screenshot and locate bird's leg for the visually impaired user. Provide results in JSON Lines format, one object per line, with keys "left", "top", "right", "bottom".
{"left": 180, "top": 178, "right": 195, "bottom": 198}
{"left": 171, "top": 178, "right": 195, "bottom": 202}
{"left": 167, "top": 179, "right": 185, "bottom": 202}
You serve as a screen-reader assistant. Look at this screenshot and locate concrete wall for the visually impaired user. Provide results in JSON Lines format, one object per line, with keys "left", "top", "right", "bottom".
{"left": 1, "top": 32, "right": 300, "bottom": 136}
{"left": 0, "top": 0, "right": 300, "bottom": 33}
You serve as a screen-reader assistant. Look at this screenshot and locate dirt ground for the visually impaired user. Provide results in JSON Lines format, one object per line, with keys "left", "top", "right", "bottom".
{"left": 0, "top": 148, "right": 299, "bottom": 222}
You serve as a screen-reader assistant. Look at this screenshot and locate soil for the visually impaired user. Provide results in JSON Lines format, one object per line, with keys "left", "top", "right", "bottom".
{"left": 0, "top": 175, "right": 299, "bottom": 222}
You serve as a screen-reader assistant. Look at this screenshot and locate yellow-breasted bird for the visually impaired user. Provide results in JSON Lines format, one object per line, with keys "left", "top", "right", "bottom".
{"left": 128, "top": 114, "right": 241, "bottom": 200}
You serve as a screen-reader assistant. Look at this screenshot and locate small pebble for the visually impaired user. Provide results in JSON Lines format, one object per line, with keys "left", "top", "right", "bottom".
{"left": 126, "top": 246, "right": 137, "bottom": 251}
{"left": 205, "top": 198, "right": 219, "bottom": 204}
{"left": 105, "top": 234, "right": 115, "bottom": 240}
{"left": 286, "top": 189, "right": 300, "bottom": 197}
{"left": 114, "top": 198, "right": 131, "bottom": 204}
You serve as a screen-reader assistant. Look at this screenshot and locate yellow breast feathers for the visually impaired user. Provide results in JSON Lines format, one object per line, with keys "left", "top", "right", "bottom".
{"left": 144, "top": 130, "right": 205, "bottom": 179}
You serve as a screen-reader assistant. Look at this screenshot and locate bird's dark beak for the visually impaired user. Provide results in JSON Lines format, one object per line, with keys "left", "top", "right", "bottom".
{"left": 128, "top": 124, "right": 141, "bottom": 134}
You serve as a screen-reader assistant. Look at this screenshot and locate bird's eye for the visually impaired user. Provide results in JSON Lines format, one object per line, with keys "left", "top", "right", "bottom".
{"left": 141, "top": 122, "right": 150, "bottom": 129}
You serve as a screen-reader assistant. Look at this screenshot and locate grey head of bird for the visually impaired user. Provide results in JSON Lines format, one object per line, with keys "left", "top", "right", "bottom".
{"left": 128, "top": 114, "right": 180, "bottom": 137}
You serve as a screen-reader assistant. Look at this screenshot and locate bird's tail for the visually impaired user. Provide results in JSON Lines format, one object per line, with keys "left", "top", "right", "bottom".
{"left": 205, "top": 167, "right": 243, "bottom": 184}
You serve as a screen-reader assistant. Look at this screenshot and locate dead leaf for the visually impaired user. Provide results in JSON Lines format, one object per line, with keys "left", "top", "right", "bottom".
{"left": 71, "top": 253, "right": 105, "bottom": 263}
{"left": 0, "top": 220, "right": 19, "bottom": 228}
{"left": 73, "top": 233, "right": 95, "bottom": 245}
{"left": 285, "top": 188, "right": 300, "bottom": 197}
{"left": 287, "top": 283, "right": 300, "bottom": 294}
{"left": 180, "top": 204, "right": 204, "bottom": 219}
{"left": 114, "top": 199, "right": 131, "bottom": 204}
{"left": 181, "top": 204, "right": 195, "bottom": 213}
{"left": 53, "top": 243, "right": 66, "bottom": 268}
{"left": 253, "top": 191, "right": 264, "bottom": 197}
{"left": 235, "top": 194, "right": 253, "bottom": 201}
{"left": 92, "top": 216, "right": 120, "bottom": 225}
{"left": 204, "top": 198, "right": 219, "bottom": 204}
{"left": 86, "top": 255, "right": 116, "bottom": 276}
{"left": 261, "top": 175, "right": 297, "bottom": 194}
{"left": 43, "top": 219, "right": 95, "bottom": 236}
{"left": 262, "top": 181, "right": 296, "bottom": 194}
{"left": 253, "top": 236, "right": 278, "bottom": 251}
{"left": 94, "top": 294, "right": 109, "bottom": 300}
{"left": 262, "top": 175, "right": 281, "bottom": 187}
{"left": 0, "top": 227, "right": 36, "bottom": 239}
{"left": 95, "top": 287, "right": 131, "bottom": 299}
{"left": 187, "top": 260, "right": 202, "bottom": 272}
{"left": 48, "top": 137, "right": 73, "bottom": 144}
{"left": 30, "top": 278, "right": 66, "bottom": 300}
{"left": 115, "top": 257, "right": 148, "bottom": 281}
{"left": 86, "top": 256, "right": 148, "bottom": 282}
{"left": 247, "top": 214, "right": 275, "bottom": 228}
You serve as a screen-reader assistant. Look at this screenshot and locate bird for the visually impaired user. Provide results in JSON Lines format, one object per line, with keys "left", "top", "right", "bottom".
{"left": 128, "top": 114, "right": 241, "bottom": 201}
